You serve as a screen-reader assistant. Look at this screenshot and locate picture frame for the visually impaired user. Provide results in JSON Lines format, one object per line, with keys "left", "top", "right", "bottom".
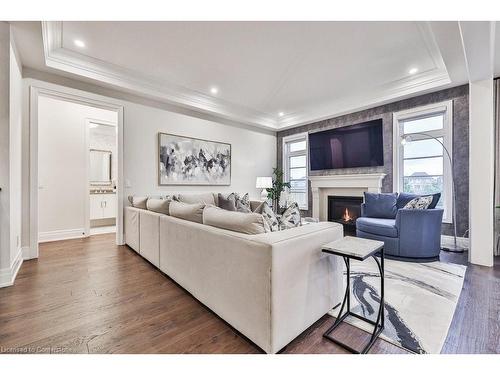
{"left": 157, "top": 132, "right": 231, "bottom": 186}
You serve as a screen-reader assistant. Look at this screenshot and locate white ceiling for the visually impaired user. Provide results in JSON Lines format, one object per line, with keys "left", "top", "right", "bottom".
{"left": 12, "top": 21, "right": 475, "bottom": 131}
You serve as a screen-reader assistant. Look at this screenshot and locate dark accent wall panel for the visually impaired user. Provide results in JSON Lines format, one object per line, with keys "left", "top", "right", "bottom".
{"left": 277, "top": 85, "right": 469, "bottom": 237}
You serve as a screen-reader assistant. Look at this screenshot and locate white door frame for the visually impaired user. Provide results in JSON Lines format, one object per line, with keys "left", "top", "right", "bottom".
{"left": 29, "top": 83, "right": 124, "bottom": 259}
{"left": 84, "top": 118, "right": 118, "bottom": 237}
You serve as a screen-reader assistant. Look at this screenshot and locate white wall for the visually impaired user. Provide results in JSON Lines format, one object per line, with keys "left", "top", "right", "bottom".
{"left": 0, "top": 23, "right": 11, "bottom": 280}
{"left": 9, "top": 42, "right": 22, "bottom": 264}
{"left": 38, "top": 96, "right": 117, "bottom": 238}
{"left": 123, "top": 100, "right": 276, "bottom": 200}
{"left": 0, "top": 23, "right": 23, "bottom": 287}
{"left": 469, "top": 79, "right": 494, "bottom": 267}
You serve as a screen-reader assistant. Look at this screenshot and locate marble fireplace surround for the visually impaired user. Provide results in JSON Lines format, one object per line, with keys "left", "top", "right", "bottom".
{"left": 310, "top": 173, "right": 386, "bottom": 221}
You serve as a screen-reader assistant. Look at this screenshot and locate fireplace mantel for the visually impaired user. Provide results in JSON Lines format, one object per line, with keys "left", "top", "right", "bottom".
{"left": 309, "top": 173, "right": 386, "bottom": 220}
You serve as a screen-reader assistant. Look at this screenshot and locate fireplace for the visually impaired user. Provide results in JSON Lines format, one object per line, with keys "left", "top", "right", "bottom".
{"left": 327, "top": 196, "right": 363, "bottom": 235}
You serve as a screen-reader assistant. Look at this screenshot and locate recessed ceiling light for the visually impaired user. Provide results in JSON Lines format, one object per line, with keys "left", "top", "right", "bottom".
{"left": 278, "top": 112, "right": 284, "bottom": 117}
{"left": 74, "top": 39, "right": 85, "bottom": 48}
{"left": 210, "top": 87, "right": 218, "bottom": 95}
{"left": 409, "top": 67, "right": 418, "bottom": 75}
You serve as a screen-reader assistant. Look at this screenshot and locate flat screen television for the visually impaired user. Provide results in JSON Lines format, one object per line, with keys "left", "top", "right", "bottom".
{"left": 309, "top": 119, "right": 384, "bottom": 171}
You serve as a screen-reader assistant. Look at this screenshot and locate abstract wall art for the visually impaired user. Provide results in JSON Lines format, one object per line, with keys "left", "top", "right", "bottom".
{"left": 158, "top": 132, "right": 231, "bottom": 185}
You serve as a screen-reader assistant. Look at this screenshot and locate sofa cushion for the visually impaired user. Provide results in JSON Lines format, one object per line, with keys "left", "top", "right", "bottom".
{"left": 203, "top": 205, "right": 268, "bottom": 234}
{"left": 218, "top": 193, "right": 237, "bottom": 211}
{"left": 177, "top": 193, "right": 216, "bottom": 206}
{"left": 146, "top": 197, "right": 172, "bottom": 215}
{"left": 169, "top": 200, "right": 205, "bottom": 223}
{"left": 363, "top": 192, "right": 398, "bottom": 219}
{"left": 397, "top": 192, "right": 441, "bottom": 209}
{"left": 356, "top": 217, "right": 398, "bottom": 238}
{"left": 128, "top": 195, "right": 148, "bottom": 209}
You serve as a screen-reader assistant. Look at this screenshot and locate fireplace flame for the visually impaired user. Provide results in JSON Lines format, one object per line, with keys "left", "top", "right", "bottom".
{"left": 342, "top": 208, "right": 352, "bottom": 222}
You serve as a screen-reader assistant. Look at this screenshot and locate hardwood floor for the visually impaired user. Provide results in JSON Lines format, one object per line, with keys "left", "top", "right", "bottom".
{"left": 0, "top": 234, "right": 497, "bottom": 354}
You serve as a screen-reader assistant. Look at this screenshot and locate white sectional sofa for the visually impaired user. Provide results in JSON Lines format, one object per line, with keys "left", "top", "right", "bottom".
{"left": 124, "top": 193, "right": 343, "bottom": 353}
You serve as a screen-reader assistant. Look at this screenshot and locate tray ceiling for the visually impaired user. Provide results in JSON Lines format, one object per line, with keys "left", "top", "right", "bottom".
{"left": 13, "top": 21, "right": 471, "bottom": 130}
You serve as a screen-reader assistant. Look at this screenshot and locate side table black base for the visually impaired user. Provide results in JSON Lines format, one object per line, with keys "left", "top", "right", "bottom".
{"left": 323, "top": 250, "right": 385, "bottom": 354}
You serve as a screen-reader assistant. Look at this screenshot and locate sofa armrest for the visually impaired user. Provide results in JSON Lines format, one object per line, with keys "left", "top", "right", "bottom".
{"left": 395, "top": 208, "right": 444, "bottom": 258}
{"left": 395, "top": 208, "right": 444, "bottom": 230}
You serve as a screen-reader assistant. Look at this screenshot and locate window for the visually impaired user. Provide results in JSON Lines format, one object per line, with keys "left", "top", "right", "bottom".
{"left": 393, "top": 101, "right": 453, "bottom": 223}
{"left": 283, "top": 133, "right": 308, "bottom": 210}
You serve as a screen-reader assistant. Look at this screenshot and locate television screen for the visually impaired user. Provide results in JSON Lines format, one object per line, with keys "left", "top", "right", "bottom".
{"left": 309, "top": 119, "right": 384, "bottom": 170}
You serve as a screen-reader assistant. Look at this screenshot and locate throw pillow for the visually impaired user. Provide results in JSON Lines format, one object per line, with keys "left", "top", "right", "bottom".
{"left": 403, "top": 195, "right": 433, "bottom": 210}
{"left": 169, "top": 201, "right": 205, "bottom": 223}
{"left": 217, "top": 193, "right": 237, "bottom": 211}
{"left": 203, "top": 205, "right": 268, "bottom": 234}
{"left": 396, "top": 192, "right": 441, "bottom": 209}
{"left": 254, "top": 201, "right": 280, "bottom": 231}
{"left": 236, "top": 199, "right": 252, "bottom": 213}
{"left": 128, "top": 195, "right": 148, "bottom": 209}
{"left": 177, "top": 193, "right": 216, "bottom": 206}
{"left": 146, "top": 196, "right": 172, "bottom": 215}
{"left": 229, "top": 192, "right": 252, "bottom": 213}
{"left": 363, "top": 192, "right": 398, "bottom": 219}
{"left": 279, "top": 202, "right": 301, "bottom": 230}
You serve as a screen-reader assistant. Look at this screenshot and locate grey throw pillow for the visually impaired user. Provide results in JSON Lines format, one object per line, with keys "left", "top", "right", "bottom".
{"left": 279, "top": 202, "right": 301, "bottom": 230}
{"left": 169, "top": 201, "right": 205, "bottom": 223}
{"left": 203, "top": 205, "right": 268, "bottom": 234}
{"left": 128, "top": 195, "right": 148, "bottom": 209}
{"left": 403, "top": 196, "right": 433, "bottom": 210}
{"left": 217, "top": 193, "right": 237, "bottom": 211}
{"left": 146, "top": 196, "right": 172, "bottom": 215}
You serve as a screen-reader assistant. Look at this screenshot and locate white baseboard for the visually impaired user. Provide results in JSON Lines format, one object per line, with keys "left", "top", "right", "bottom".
{"left": 39, "top": 228, "right": 86, "bottom": 243}
{"left": 90, "top": 225, "right": 116, "bottom": 235}
{"left": 0, "top": 248, "right": 24, "bottom": 288}
{"left": 22, "top": 246, "right": 37, "bottom": 260}
{"left": 441, "top": 235, "right": 469, "bottom": 250}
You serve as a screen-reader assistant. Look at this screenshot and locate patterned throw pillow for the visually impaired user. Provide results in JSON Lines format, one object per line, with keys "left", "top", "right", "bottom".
{"left": 254, "top": 201, "right": 280, "bottom": 231}
{"left": 231, "top": 192, "right": 252, "bottom": 213}
{"left": 403, "top": 195, "right": 433, "bottom": 210}
{"left": 279, "top": 202, "right": 301, "bottom": 230}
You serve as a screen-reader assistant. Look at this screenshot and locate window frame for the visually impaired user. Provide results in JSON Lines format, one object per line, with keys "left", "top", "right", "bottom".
{"left": 282, "top": 132, "right": 309, "bottom": 210}
{"left": 393, "top": 100, "right": 453, "bottom": 223}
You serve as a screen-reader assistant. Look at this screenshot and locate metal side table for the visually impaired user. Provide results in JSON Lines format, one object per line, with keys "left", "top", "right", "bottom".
{"left": 321, "top": 236, "right": 385, "bottom": 354}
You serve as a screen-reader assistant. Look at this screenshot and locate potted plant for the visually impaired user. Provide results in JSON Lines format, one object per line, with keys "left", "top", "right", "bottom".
{"left": 266, "top": 168, "right": 291, "bottom": 214}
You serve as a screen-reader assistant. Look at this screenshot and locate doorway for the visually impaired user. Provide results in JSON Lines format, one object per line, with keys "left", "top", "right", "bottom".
{"left": 29, "top": 84, "right": 124, "bottom": 259}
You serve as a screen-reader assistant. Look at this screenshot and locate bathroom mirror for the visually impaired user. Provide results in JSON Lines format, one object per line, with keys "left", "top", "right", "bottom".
{"left": 89, "top": 149, "right": 112, "bottom": 185}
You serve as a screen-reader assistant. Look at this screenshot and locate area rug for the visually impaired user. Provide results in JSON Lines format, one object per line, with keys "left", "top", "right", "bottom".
{"left": 328, "top": 258, "right": 466, "bottom": 354}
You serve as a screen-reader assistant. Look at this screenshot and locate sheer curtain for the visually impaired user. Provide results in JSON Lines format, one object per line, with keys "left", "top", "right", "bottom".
{"left": 495, "top": 79, "right": 500, "bottom": 256}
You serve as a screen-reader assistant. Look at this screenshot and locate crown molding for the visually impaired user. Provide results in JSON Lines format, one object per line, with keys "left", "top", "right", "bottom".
{"left": 42, "top": 21, "right": 452, "bottom": 132}
{"left": 276, "top": 69, "right": 451, "bottom": 130}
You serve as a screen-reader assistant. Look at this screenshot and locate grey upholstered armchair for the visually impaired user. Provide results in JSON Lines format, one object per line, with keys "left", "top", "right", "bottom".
{"left": 356, "top": 193, "right": 444, "bottom": 262}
